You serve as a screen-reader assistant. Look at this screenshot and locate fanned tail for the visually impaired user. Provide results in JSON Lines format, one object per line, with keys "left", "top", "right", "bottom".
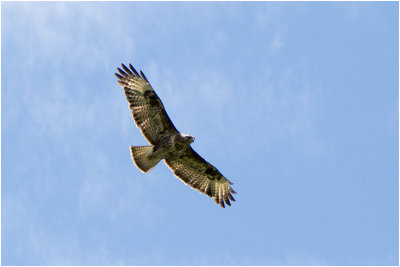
{"left": 130, "top": 145, "right": 161, "bottom": 172}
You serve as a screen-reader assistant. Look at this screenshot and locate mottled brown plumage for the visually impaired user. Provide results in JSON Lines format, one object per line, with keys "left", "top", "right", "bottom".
{"left": 115, "top": 63, "right": 236, "bottom": 208}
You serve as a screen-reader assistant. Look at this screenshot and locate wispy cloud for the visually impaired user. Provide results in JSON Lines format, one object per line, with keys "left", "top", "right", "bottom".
{"left": 3, "top": 3, "right": 145, "bottom": 264}
{"left": 3, "top": 2, "right": 136, "bottom": 70}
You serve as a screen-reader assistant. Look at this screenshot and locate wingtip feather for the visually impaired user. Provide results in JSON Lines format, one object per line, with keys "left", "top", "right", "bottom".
{"left": 129, "top": 64, "right": 140, "bottom": 77}
{"left": 224, "top": 195, "right": 231, "bottom": 206}
{"left": 117, "top": 67, "right": 129, "bottom": 77}
{"left": 117, "top": 80, "right": 128, "bottom": 87}
{"left": 122, "top": 63, "right": 134, "bottom": 76}
{"left": 115, "top": 73, "right": 125, "bottom": 80}
{"left": 140, "top": 70, "right": 150, "bottom": 83}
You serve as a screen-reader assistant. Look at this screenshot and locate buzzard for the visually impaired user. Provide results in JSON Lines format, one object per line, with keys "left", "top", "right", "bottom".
{"left": 115, "top": 63, "right": 236, "bottom": 208}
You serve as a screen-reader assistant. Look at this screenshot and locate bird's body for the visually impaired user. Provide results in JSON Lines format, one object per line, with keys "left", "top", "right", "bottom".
{"left": 131, "top": 132, "right": 194, "bottom": 172}
{"left": 115, "top": 63, "right": 236, "bottom": 208}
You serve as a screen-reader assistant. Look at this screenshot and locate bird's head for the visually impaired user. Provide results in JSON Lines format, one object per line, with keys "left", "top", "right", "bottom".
{"left": 181, "top": 133, "right": 195, "bottom": 144}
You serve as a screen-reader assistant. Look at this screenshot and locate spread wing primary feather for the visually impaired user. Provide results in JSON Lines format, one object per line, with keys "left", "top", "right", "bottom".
{"left": 115, "top": 63, "right": 178, "bottom": 144}
{"left": 115, "top": 63, "right": 237, "bottom": 208}
{"left": 165, "top": 148, "right": 236, "bottom": 208}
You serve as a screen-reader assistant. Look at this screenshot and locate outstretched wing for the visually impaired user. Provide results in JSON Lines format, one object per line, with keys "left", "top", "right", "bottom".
{"left": 115, "top": 63, "right": 179, "bottom": 144}
{"left": 165, "top": 148, "right": 236, "bottom": 208}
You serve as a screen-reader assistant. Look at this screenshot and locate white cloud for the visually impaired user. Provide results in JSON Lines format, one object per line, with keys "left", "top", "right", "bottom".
{"left": 3, "top": 2, "right": 136, "bottom": 71}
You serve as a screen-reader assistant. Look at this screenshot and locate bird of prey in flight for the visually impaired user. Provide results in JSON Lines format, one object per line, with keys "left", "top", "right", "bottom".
{"left": 115, "top": 63, "right": 236, "bottom": 208}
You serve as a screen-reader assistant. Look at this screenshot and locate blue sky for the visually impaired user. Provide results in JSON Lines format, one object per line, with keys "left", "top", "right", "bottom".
{"left": 2, "top": 1, "right": 398, "bottom": 265}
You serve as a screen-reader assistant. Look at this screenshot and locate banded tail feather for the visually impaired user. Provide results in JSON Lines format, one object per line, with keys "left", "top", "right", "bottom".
{"left": 130, "top": 145, "right": 162, "bottom": 172}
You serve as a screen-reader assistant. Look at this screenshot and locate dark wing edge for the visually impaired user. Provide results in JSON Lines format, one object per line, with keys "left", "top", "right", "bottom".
{"left": 115, "top": 63, "right": 179, "bottom": 144}
{"left": 165, "top": 148, "right": 237, "bottom": 208}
